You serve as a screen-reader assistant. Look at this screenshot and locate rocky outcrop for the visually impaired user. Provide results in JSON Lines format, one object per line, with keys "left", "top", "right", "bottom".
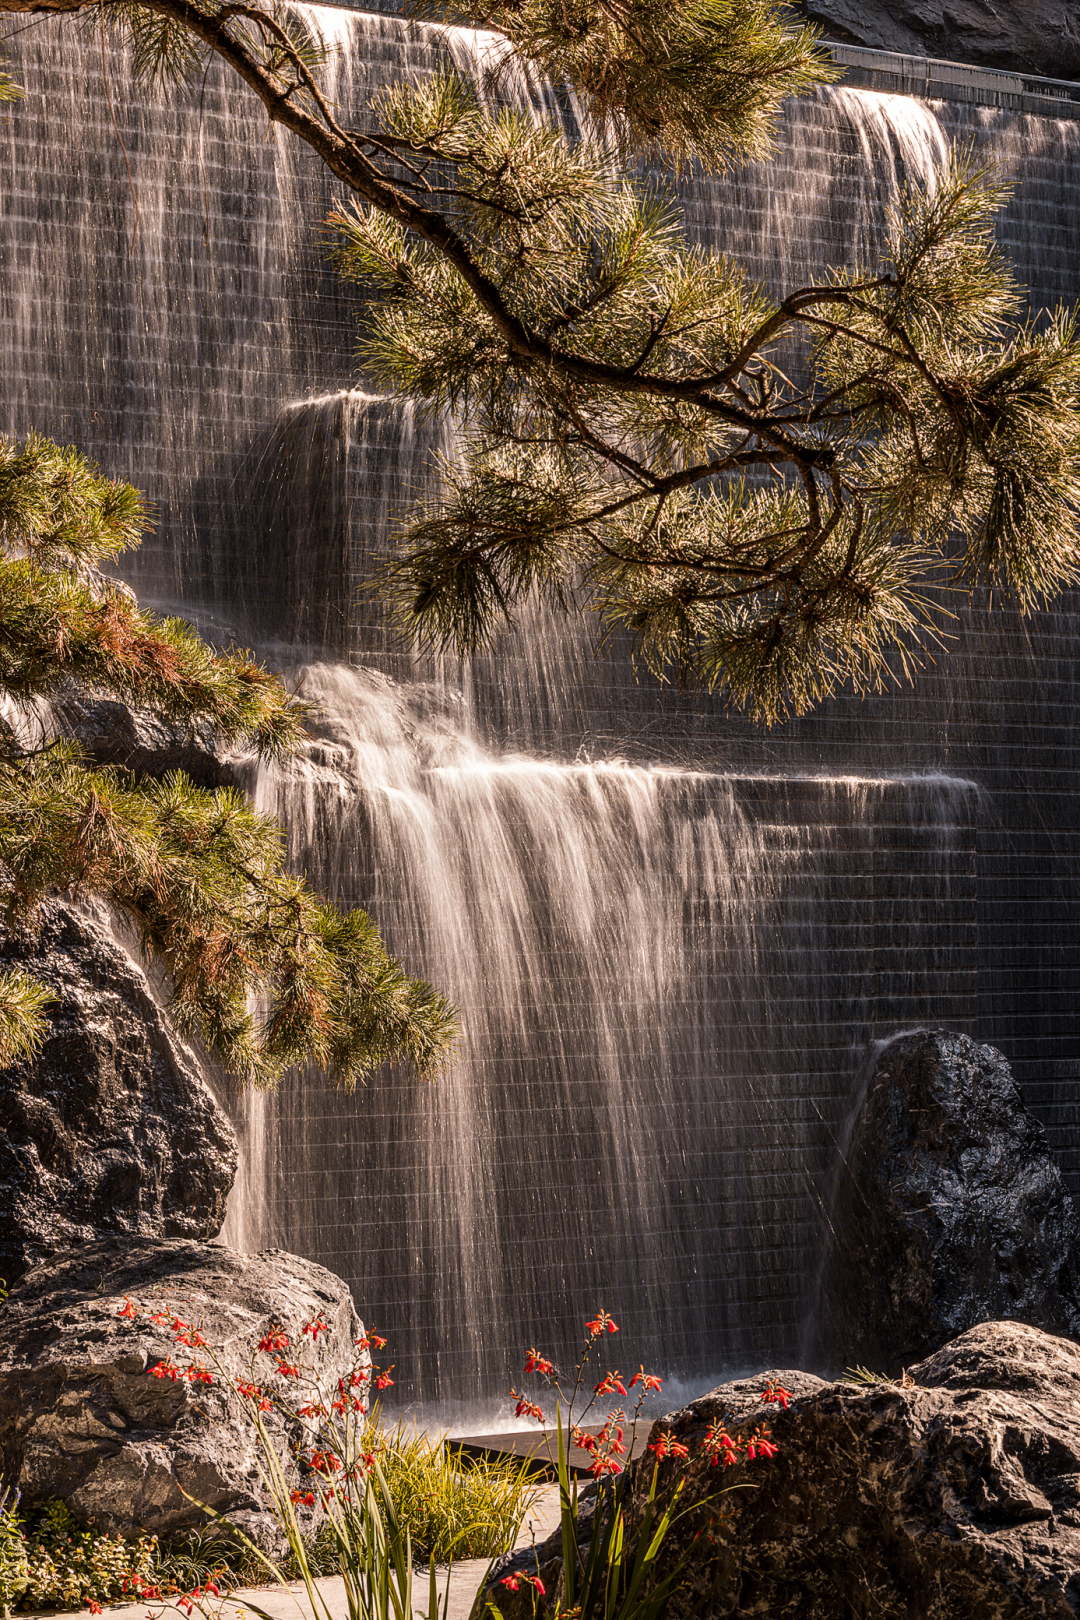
{"left": 0, "top": 902, "right": 237, "bottom": 1286}
{"left": 496, "top": 1321, "right": 1080, "bottom": 1620}
{"left": 797, "top": 0, "right": 1080, "bottom": 83}
{"left": 0, "top": 1238, "right": 366, "bottom": 1544}
{"left": 818, "top": 1029, "right": 1080, "bottom": 1370}
{"left": 48, "top": 689, "right": 249, "bottom": 790}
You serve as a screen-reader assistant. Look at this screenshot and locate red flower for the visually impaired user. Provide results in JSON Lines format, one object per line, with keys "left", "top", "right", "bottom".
{"left": 748, "top": 1436, "right": 778, "bottom": 1460}
{"left": 500, "top": 1576, "right": 520, "bottom": 1592}
{"left": 303, "top": 1315, "right": 331, "bottom": 1340}
{"left": 291, "top": 1490, "right": 317, "bottom": 1507}
{"left": 523, "top": 1349, "right": 555, "bottom": 1377}
{"left": 589, "top": 1456, "right": 623, "bottom": 1477}
{"left": 586, "top": 1311, "right": 618, "bottom": 1338}
{"left": 259, "top": 1326, "right": 290, "bottom": 1355}
{"left": 356, "top": 1333, "right": 387, "bottom": 1351}
{"left": 629, "top": 1367, "right": 662, "bottom": 1393}
{"left": 150, "top": 1358, "right": 181, "bottom": 1381}
{"left": 649, "top": 1431, "right": 689, "bottom": 1461}
{"left": 375, "top": 1366, "right": 395, "bottom": 1390}
{"left": 88, "top": 1603, "right": 103, "bottom": 1614}
{"left": 511, "top": 1389, "right": 544, "bottom": 1423}
{"left": 276, "top": 1362, "right": 300, "bottom": 1380}
{"left": 761, "top": 1380, "right": 793, "bottom": 1409}
{"left": 310, "top": 1449, "right": 343, "bottom": 1474}
{"left": 594, "top": 1372, "right": 627, "bottom": 1397}
{"left": 116, "top": 1298, "right": 137, "bottom": 1321}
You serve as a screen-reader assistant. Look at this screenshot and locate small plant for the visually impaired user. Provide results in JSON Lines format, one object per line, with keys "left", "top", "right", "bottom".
{"left": 358, "top": 1409, "right": 537, "bottom": 1563}
{"left": 0, "top": 1490, "right": 28, "bottom": 1618}
{"left": 493, "top": 1314, "right": 788, "bottom": 1620}
{"left": 843, "top": 1366, "right": 916, "bottom": 1388}
{"left": 19, "top": 1501, "right": 157, "bottom": 1613}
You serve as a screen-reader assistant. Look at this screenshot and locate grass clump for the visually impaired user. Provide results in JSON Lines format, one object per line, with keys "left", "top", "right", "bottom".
{"left": 355, "top": 1409, "right": 539, "bottom": 1563}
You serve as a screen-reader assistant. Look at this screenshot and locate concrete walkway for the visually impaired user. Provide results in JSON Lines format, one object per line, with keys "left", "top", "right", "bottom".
{"left": 27, "top": 1489, "right": 562, "bottom": 1620}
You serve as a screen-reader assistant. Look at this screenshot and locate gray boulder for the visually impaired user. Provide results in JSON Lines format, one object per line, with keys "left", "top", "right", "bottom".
{"left": 496, "top": 1321, "right": 1080, "bottom": 1620}
{"left": 0, "top": 1237, "right": 367, "bottom": 1543}
{"left": 0, "top": 900, "right": 237, "bottom": 1286}
{"left": 796, "top": 0, "right": 1080, "bottom": 82}
{"left": 819, "top": 1029, "right": 1080, "bottom": 1370}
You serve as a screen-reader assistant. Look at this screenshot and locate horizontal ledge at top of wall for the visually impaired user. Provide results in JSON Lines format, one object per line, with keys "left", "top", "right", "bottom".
{"left": 289, "top": 5, "right": 1080, "bottom": 118}
{"left": 824, "top": 41, "right": 1080, "bottom": 118}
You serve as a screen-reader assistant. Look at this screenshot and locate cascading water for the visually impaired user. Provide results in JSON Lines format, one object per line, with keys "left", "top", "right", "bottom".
{"left": 2, "top": 4, "right": 1079, "bottom": 1406}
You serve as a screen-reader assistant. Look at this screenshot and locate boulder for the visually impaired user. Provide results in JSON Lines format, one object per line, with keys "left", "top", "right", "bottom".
{"left": 0, "top": 902, "right": 237, "bottom": 1286}
{"left": 796, "top": 0, "right": 1080, "bottom": 82}
{"left": 496, "top": 1321, "right": 1080, "bottom": 1620}
{"left": 0, "top": 1237, "right": 367, "bottom": 1544}
{"left": 48, "top": 688, "right": 248, "bottom": 790}
{"left": 818, "top": 1029, "right": 1080, "bottom": 1370}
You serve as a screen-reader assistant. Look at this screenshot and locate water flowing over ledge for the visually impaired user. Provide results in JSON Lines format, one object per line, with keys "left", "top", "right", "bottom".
{"left": 0, "top": 4, "right": 1077, "bottom": 1405}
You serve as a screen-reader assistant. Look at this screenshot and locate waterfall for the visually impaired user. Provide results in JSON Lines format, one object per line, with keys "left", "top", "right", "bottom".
{"left": 1, "top": 5, "right": 1078, "bottom": 1405}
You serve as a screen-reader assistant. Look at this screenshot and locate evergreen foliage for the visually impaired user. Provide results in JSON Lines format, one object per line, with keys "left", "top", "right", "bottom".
{"left": 0, "top": 0, "right": 1077, "bottom": 1040}
{"left": 0, "top": 0, "right": 1066, "bottom": 726}
{"left": 0, "top": 434, "right": 457, "bottom": 1086}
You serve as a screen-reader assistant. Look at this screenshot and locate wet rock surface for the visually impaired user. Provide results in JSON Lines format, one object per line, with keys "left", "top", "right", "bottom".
{"left": 796, "top": 0, "right": 1080, "bottom": 82}
{"left": 0, "top": 1238, "right": 365, "bottom": 1543}
{"left": 0, "top": 901, "right": 237, "bottom": 1286}
{"left": 496, "top": 1322, "right": 1080, "bottom": 1620}
{"left": 820, "top": 1029, "right": 1080, "bottom": 1370}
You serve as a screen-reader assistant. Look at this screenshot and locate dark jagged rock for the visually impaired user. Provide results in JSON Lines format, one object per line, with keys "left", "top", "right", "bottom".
{"left": 48, "top": 689, "right": 250, "bottom": 790}
{"left": 0, "top": 1238, "right": 366, "bottom": 1543}
{"left": 496, "top": 1322, "right": 1080, "bottom": 1620}
{"left": 819, "top": 1029, "right": 1080, "bottom": 1370}
{"left": 796, "top": 0, "right": 1080, "bottom": 82}
{"left": 0, "top": 901, "right": 237, "bottom": 1286}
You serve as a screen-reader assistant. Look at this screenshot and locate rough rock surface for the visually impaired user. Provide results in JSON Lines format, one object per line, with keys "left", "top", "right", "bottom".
{"left": 48, "top": 689, "right": 249, "bottom": 790}
{"left": 819, "top": 1029, "right": 1080, "bottom": 1370}
{"left": 0, "top": 902, "right": 237, "bottom": 1286}
{"left": 496, "top": 1322, "right": 1080, "bottom": 1620}
{"left": 796, "top": 0, "right": 1080, "bottom": 82}
{"left": 0, "top": 1238, "right": 366, "bottom": 1543}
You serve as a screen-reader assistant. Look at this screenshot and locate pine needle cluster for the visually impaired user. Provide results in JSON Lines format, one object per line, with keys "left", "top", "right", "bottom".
{"left": 330, "top": 90, "right": 1080, "bottom": 722}
{"left": 0, "top": 435, "right": 457, "bottom": 1085}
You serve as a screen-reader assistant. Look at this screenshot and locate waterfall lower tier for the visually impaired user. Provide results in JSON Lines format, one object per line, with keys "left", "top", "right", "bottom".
{"left": 227, "top": 663, "right": 979, "bottom": 1407}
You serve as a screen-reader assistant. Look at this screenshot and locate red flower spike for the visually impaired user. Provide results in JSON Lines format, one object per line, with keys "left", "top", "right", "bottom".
{"left": 258, "top": 1326, "right": 290, "bottom": 1355}
{"left": 629, "top": 1367, "right": 662, "bottom": 1393}
{"left": 88, "top": 1603, "right": 103, "bottom": 1614}
{"left": 276, "top": 1362, "right": 300, "bottom": 1379}
{"left": 594, "top": 1372, "right": 627, "bottom": 1397}
{"left": 500, "top": 1577, "right": 520, "bottom": 1592}
{"left": 116, "top": 1298, "right": 137, "bottom": 1321}
{"left": 524, "top": 1349, "right": 555, "bottom": 1377}
{"left": 303, "top": 1315, "right": 331, "bottom": 1341}
{"left": 375, "top": 1366, "right": 395, "bottom": 1390}
{"left": 511, "top": 1389, "right": 544, "bottom": 1423}
{"left": 586, "top": 1311, "right": 618, "bottom": 1338}
{"left": 291, "top": 1490, "right": 316, "bottom": 1507}
{"left": 761, "top": 1380, "right": 793, "bottom": 1409}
